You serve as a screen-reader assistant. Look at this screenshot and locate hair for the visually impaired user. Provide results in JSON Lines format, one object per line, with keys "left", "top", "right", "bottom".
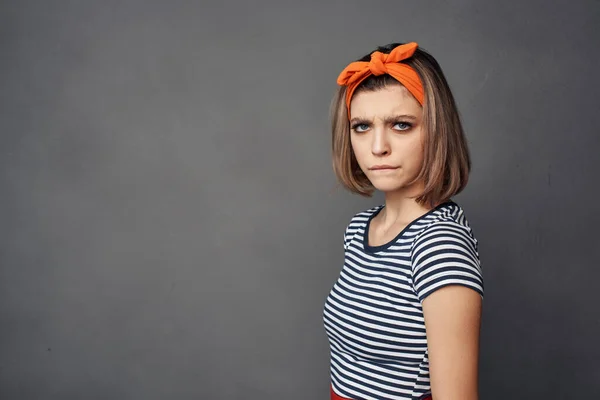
{"left": 331, "top": 42, "right": 471, "bottom": 208}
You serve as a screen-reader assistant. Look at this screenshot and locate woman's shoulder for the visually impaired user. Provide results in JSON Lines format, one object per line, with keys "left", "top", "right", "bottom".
{"left": 413, "top": 201, "right": 479, "bottom": 248}
{"left": 347, "top": 204, "right": 383, "bottom": 225}
{"left": 342, "top": 205, "right": 383, "bottom": 250}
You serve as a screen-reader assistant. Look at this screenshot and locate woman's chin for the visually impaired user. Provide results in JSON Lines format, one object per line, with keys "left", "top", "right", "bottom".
{"left": 369, "top": 180, "right": 406, "bottom": 193}
{"left": 368, "top": 175, "right": 422, "bottom": 195}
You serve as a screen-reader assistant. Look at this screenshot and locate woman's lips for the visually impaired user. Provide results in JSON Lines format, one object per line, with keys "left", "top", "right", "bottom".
{"left": 370, "top": 165, "right": 399, "bottom": 171}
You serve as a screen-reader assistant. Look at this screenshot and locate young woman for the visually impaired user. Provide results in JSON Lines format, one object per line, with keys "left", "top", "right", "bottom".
{"left": 323, "top": 42, "right": 484, "bottom": 400}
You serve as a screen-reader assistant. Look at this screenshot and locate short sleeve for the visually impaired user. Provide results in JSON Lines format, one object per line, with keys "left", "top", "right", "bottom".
{"left": 411, "top": 221, "right": 484, "bottom": 303}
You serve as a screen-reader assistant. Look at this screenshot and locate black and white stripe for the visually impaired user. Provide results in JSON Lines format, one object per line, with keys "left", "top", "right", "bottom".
{"left": 323, "top": 201, "right": 484, "bottom": 400}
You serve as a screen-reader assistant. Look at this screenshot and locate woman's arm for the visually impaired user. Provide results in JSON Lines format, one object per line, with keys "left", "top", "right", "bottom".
{"left": 422, "top": 285, "right": 482, "bottom": 400}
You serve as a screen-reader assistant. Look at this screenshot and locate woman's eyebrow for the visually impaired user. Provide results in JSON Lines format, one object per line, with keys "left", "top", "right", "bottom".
{"left": 383, "top": 114, "right": 417, "bottom": 123}
{"left": 349, "top": 117, "right": 370, "bottom": 125}
{"left": 350, "top": 114, "right": 418, "bottom": 125}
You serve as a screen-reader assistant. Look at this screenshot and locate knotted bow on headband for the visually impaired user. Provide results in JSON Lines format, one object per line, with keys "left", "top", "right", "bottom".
{"left": 336, "top": 42, "right": 424, "bottom": 117}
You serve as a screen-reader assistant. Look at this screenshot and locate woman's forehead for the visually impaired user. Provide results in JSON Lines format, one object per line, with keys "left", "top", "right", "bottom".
{"left": 350, "top": 85, "right": 422, "bottom": 119}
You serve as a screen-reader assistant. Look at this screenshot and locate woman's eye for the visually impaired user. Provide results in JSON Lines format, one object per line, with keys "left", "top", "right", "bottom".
{"left": 352, "top": 124, "right": 369, "bottom": 132}
{"left": 394, "top": 122, "right": 412, "bottom": 131}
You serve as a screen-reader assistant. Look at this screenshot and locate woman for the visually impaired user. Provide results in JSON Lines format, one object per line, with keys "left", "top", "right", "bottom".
{"left": 323, "top": 42, "right": 484, "bottom": 400}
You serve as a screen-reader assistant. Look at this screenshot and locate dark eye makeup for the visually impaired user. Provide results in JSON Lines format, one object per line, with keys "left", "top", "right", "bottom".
{"left": 350, "top": 120, "right": 414, "bottom": 132}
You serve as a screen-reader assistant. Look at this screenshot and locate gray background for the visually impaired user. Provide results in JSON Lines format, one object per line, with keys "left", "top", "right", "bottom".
{"left": 1, "top": 0, "right": 598, "bottom": 399}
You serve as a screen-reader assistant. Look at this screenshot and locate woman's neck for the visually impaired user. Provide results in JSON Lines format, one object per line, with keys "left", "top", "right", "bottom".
{"left": 379, "top": 184, "right": 432, "bottom": 227}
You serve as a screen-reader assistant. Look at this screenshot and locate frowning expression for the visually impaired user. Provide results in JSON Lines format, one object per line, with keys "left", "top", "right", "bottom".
{"left": 349, "top": 84, "right": 425, "bottom": 194}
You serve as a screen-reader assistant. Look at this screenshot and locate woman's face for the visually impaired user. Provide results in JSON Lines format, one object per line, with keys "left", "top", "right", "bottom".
{"left": 349, "top": 84, "right": 425, "bottom": 195}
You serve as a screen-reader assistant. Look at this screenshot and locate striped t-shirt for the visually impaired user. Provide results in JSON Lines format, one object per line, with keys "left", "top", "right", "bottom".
{"left": 323, "top": 200, "right": 484, "bottom": 400}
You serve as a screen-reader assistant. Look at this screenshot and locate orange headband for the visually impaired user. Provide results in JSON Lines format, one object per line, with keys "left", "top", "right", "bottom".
{"left": 336, "top": 42, "right": 424, "bottom": 117}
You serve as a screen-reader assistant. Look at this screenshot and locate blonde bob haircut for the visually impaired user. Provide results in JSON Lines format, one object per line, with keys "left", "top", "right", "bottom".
{"left": 331, "top": 42, "right": 471, "bottom": 208}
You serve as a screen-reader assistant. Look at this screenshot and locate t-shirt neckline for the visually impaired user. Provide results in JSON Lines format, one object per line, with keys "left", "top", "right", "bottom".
{"left": 362, "top": 200, "right": 456, "bottom": 254}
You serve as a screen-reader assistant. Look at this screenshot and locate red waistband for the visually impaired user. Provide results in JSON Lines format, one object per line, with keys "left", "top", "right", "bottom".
{"left": 330, "top": 384, "right": 432, "bottom": 400}
{"left": 330, "top": 385, "right": 349, "bottom": 400}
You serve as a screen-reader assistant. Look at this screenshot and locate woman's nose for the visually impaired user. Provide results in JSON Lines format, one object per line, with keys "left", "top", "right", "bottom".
{"left": 371, "top": 128, "right": 390, "bottom": 156}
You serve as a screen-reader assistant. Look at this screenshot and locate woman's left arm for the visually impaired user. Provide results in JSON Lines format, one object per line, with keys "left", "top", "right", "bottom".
{"left": 411, "top": 221, "right": 485, "bottom": 400}
{"left": 422, "top": 285, "right": 482, "bottom": 400}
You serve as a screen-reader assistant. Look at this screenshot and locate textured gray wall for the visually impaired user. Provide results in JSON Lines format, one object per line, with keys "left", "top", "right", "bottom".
{"left": 1, "top": 1, "right": 599, "bottom": 399}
